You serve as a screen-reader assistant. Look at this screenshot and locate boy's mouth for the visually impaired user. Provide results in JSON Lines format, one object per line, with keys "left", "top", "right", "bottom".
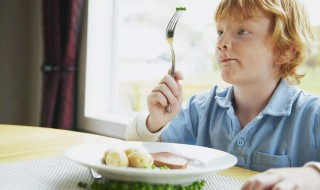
{"left": 219, "top": 58, "right": 236, "bottom": 62}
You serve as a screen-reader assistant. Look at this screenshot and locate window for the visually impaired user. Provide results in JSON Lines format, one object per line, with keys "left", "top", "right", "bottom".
{"left": 78, "top": 0, "right": 320, "bottom": 139}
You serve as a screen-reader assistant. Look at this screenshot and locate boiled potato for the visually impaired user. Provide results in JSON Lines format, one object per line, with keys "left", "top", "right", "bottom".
{"left": 128, "top": 151, "right": 154, "bottom": 168}
{"left": 102, "top": 150, "right": 110, "bottom": 164}
{"left": 105, "top": 149, "right": 129, "bottom": 167}
{"left": 124, "top": 147, "right": 145, "bottom": 156}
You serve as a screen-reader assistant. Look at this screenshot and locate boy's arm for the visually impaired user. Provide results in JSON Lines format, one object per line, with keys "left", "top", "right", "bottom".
{"left": 125, "top": 112, "right": 168, "bottom": 141}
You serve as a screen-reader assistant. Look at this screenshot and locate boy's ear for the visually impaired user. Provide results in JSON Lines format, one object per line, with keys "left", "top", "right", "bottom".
{"left": 275, "top": 46, "right": 296, "bottom": 65}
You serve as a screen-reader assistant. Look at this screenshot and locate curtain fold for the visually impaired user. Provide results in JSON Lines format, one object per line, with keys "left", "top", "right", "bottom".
{"left": 40, "top": 0, "right": 84, "bottom": 130}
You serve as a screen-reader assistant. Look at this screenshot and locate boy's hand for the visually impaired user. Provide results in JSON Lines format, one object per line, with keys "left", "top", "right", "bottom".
{"left": 242, "top": 167, "right": 320, "bottom": 190}
{"left": 146, "top": 70, "right": 184, "bottom": 133}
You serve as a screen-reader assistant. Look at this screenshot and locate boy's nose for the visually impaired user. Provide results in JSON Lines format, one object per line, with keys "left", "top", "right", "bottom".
{"left": 217, "top": 36, "right": 231, "bottom": 51}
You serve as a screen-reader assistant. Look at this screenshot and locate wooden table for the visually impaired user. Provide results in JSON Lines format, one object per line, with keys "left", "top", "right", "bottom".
{"left": 0, "top": 124, "right": 258, "bottom": 181}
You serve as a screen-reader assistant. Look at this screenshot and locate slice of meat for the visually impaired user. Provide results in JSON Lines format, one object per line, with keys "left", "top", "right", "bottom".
{"left": 151, "top": 152, "right": 188, "bottom": 169}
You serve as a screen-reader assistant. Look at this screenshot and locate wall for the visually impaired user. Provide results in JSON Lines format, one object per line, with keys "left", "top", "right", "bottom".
{"left": 0, "top": 0, "right": 42, "bottom": 126}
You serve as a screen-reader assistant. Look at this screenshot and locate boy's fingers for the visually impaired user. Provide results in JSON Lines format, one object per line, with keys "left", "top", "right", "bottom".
{"left": 242, "top": 172, "right": 284, "bottom": 190}
{"left": 149, "top": 91, "right": 169, "bottom": 107}
{"left": 159, "top": 75, "right": 180, "bottom": 97}
{"left": 177, "top": 81, "right": 183, "bottom": 100}
{"left": 152, "top": 83, "right": 178, "bottom": 104}
{"left": 167, "top": 69, "right": 184, "bottom": 80}
{"left": 271, "top": 180, "right": 297, "bottom": 190}
{"left": 174, "top": 70, "right": 184, "bottom": 80}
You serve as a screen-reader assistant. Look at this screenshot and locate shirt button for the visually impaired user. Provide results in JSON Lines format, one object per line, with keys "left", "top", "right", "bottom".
{"left": 236, "top": 139, "right": 245, "bottom": 147}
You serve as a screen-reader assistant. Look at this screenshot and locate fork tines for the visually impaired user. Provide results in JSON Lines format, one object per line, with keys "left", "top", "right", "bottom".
{"left": 166, "top": 10, "right": 183, "bottom": 39}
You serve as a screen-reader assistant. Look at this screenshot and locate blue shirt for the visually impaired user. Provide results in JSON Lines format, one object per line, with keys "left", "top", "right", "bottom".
{"left": 161, "top": 79, "right": 320, "bottom": 172}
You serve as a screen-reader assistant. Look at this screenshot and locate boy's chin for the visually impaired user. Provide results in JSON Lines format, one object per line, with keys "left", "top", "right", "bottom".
{"left": 220, "top": 73, "right": 235, "bottom": 84}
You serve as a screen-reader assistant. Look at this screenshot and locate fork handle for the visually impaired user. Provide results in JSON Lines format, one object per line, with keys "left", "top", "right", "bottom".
{"left": 166, "top": 103, "right": 172, "bottom": 113}
{"left": 169, "top": 42, "right": 175, "bottom": 76}
{"left": 166, "top": 42, "right": 175, "bottom": 113}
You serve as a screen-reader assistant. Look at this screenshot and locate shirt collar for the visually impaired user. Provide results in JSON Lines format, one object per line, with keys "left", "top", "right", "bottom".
{"left": 216, "top": 86, "right": 234, "bottom": 108}
{"left": 262, "top": 78, "right": 297, "bottom": 116}
{"left": 215, "top": 78, "right": 298, "bottom": 116}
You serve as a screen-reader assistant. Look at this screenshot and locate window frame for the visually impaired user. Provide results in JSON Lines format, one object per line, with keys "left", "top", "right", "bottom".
{"left": 77, "top": 0, "right": 138, "bottom": 139}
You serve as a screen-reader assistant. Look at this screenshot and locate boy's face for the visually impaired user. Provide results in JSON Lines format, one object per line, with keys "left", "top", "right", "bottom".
{"left": 215, "top": 8, "right": 281, "bottom": 86}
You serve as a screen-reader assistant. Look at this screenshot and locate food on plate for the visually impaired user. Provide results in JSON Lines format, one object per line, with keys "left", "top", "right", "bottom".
{"left": 103, "top": 147, "right": 153, "bottom": 168}
{"left": 104, "top": 148, "right": 129, "bottom": 167}
{"left": 78, "top": 179, "right": 206, "bottom": 190}
{"left": 127, "top": 151, "right": 154, "bottom": 168}
{"left": 103, "top": 148, "right": 188, "bottom": 169}
{"left": 124, "top": 147, "right": 143, "bottom": 156}
{"left": 151, "top": 152, "right": 188, "bottom": 169}
{"left": 103, "top": 150, "right": 110, "bottom": 162}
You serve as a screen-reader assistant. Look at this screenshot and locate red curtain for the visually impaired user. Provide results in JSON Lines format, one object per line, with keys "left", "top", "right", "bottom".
{"left": 40, "top": 0, "right": 84, "bottom": 130}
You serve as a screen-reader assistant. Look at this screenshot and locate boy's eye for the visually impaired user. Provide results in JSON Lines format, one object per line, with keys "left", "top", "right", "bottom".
{"left": 238, "top": 29, "right": 249, "bottom": 35}
{"left": 217, "top": 30, "right": 223, "bottom": 36}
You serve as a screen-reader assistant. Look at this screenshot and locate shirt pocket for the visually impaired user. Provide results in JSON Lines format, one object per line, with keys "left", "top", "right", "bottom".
{"left": 252, "top": 151, "right": 292, "bottom": 172}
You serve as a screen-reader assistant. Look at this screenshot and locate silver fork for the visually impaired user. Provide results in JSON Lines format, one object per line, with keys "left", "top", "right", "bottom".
{"left": 90, "top": 168, "right": 102, "bottom": 180}
{"left": 165, "top": 8, "right": 184, "bottom": 113}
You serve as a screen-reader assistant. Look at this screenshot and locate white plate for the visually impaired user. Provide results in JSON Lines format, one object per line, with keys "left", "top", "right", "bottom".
{"left": 65, "top": 141, "right": 237, "bottom": 185}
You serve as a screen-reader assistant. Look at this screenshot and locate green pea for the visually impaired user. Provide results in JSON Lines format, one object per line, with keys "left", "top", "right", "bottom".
{"left": 76, "top": 179, "right": 206, "bottom": 190}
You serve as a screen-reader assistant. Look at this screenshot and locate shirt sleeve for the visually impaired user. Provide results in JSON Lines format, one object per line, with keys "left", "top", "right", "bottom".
{"left": 125, "top": 111, "right": 167, "bottom": 141}
{"left": 161, "top": 95, "right": 205, "bottom": 144}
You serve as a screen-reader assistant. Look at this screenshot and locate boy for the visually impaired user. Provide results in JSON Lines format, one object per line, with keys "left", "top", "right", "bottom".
{"left": 126, "top": 0, "right": 320, "bottom": 189}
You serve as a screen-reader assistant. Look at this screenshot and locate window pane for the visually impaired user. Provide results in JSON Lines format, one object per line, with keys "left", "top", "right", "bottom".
{"left": 85, "top": 0, "right": 114, "bottom": 119}
{"left": 115, "top": 0, "right": 225, "bottom": 113}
